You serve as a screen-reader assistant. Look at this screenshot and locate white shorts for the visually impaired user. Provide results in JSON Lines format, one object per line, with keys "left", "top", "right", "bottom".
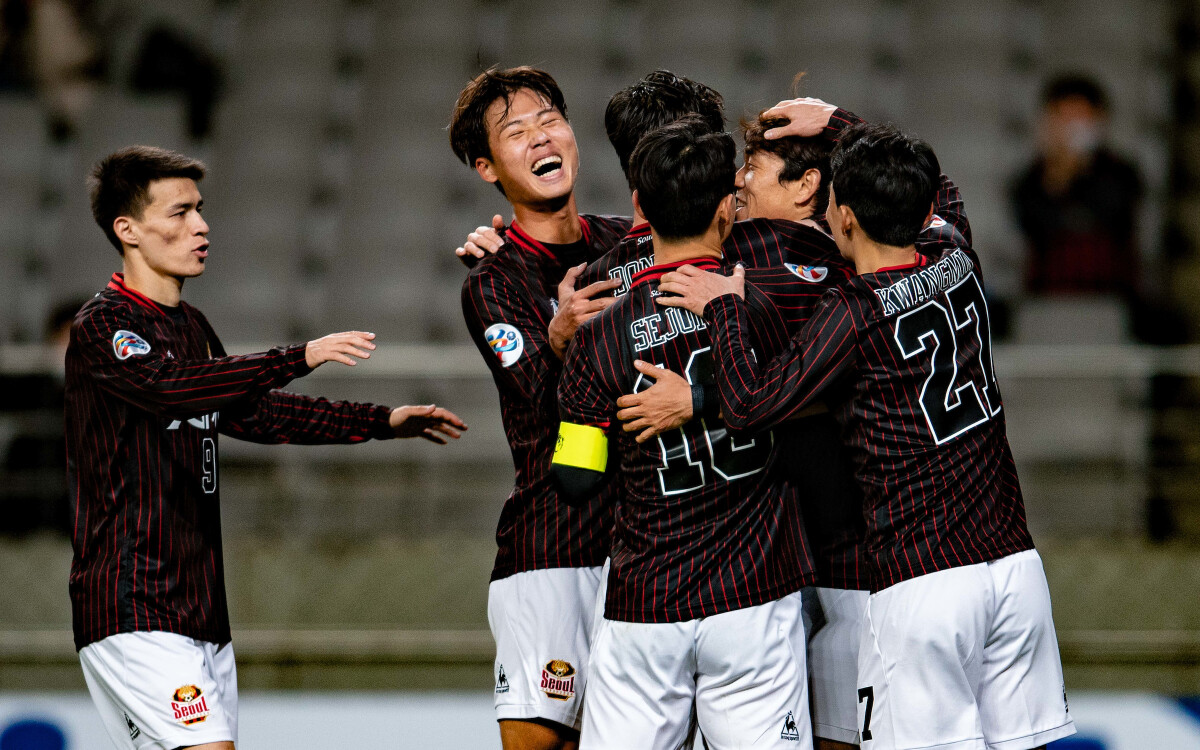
{"left": 581, "top": 590, "right": 811, "bottom": 750}
{"left": 807, "top": 587, "right": 869, "bottom": 745}
{"left": 79, "top": 631, "right": 238, "bottom": 750}
{"left": 488, "top": 565, "right": 604, "bottom": 731}
{"left": 858, "top": 550, "right": 1075, "bottom": 750}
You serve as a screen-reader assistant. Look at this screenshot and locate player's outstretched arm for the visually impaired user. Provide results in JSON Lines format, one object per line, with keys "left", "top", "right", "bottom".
{"left": 616, "top": 361, "right": 697, "bottom": 444}
{"left": 454, "top": 214, "right": 508, "bottom": 267}
{"left": 389, "top": 404, "right": 467, "bottom": 444}
{"left": 705, "top": 290, "right": 859, "bottom": 432}
{"left": 79, "top": 305, "right": 313, "bottom": 415}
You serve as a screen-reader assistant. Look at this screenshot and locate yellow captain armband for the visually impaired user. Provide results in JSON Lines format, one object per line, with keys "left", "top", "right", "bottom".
{"left": 552, "top": 422, "right": 609, "bottom": 472}
{"left": 551, "top": 422, "right": 609, "bottom": 502}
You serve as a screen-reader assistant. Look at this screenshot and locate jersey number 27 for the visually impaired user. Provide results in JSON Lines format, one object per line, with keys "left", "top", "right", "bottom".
{"left": 894, "top": 273, "right": 1001, "bottom": 445}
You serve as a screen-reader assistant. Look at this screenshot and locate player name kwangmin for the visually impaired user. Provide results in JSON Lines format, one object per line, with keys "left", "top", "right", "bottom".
{"left": 874, "top": 248, "right": 975, "bottom": 317}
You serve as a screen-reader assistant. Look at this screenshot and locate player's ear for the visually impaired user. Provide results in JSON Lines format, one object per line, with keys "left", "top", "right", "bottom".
{"left": 716, "top": 193, "right": 736, "bottom": 236}
{"left": 113, "top": 216, "right": 138, "bottom": 249}
{"left": 631, "top": 189, "right": 642, "bottom": 218}
{"left": 474, "top": 157, "right": 500, "bottom": 186}
{"left": 793, "top": 168, "right": 822, "bottom": 209}
{"left": 839, "top": 203, "right": 858, "bottom": 239}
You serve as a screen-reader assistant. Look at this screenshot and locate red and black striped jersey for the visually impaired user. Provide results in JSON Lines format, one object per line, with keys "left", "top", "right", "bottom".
{"left": 741, "top": 265, "right": 868, "bottom": 591}
{"left": 66, "top": 273, "right": 396, "bottom": 650}
{"left": 559, "top": 256, "right": 815, "bottom": 623}
{"left": 706, "top": 239, "right": 1034, "bottom": 592}
{"left": 581, "top": 217, "right": 849, "bottom": 298}
{"left": 584, "top": 219, "right": 871, "bottom": 591}
{"left": 461, "top": 214, "right": 633, "bottom": 581}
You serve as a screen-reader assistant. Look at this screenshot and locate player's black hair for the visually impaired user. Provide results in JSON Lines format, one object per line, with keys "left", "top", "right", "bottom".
{"left": 1042, "top": 73, "right": 1109, "bottom": 112}
{"left": 630, "top": 115, "right": 736, "bottom": 241}
{"left": 605, "top": 70, "right": 725, "bottom": 191}
{"left": 741, "top": 112, "right": 833, "bottom": 215}
{"left": 89, "top": 146, "right": 206, "bottom": 255}
{"left": 448, "top": 65, "right": 569, "bottom": 167}
{"left": 830, "top": 122, "right": 939, "bottom": 248}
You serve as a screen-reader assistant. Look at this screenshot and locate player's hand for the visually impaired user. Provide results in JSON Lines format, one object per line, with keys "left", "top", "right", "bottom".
{"left": 548, "top": 263, "right": 622, "bottom": 359}
{"left": 656, "top": 264, "right": 745, "bottom": 316}
{"left": 761, "top": 97, "right": 838, "bottom": 139}
{"left": 616, "top": 361, "right": 693, "bottom": 443}
{"left": 389, "top": 404, "right": 468, "bottom": 444}
{"left": 305, "top": 331, "right": 377, "bottom": 368}
{"left": 455, "top": 214, "right": 508, "bottom": 263}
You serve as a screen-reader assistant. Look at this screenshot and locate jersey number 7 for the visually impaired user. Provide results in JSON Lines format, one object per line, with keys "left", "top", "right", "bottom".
{"left": 893, "top": 273, "right": 1001, "bottom": 445}
{"left": 633, "top": 347, "right": 773, "bottom": 496}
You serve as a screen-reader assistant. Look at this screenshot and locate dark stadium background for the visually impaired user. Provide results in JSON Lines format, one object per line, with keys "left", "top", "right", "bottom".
{"left": 1, "top": 0, "right": 1199, "bottom": 746}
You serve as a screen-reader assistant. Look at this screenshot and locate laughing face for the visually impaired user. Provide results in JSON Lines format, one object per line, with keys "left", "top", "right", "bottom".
{"left": 474, "top": 87, "right": 579, "bottom": 209}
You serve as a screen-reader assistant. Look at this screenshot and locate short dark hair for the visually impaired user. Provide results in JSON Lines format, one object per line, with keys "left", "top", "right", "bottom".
{"left": 448, "top": 66, "right": 568, "bottom": 167}
{"left": 830, "top": 123, "right": 939, "bottom": 247}
{"left": 630, "top": 115, "right": 736, "bottom": 242}
{"left": 605, "top": 70, "right": 725, "bottom": 190}
{"left": 89, "top": 146, "right": 206, "bottom": 254}
{"left": 741, "top": 112, "right": 833, "bottom": 215}
{"left": 1043, "top": 74, "right": 1109, "bottom": 112}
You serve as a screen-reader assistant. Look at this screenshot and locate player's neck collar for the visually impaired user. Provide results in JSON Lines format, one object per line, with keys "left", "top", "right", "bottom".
{"left": 508, "top": 216, "right": 592, "bottom": 259}
{"left": 631, "top": 257, "right": 722, "bottom": 288}
{"left": 107, "top": 273, "right": 168, "bottom": 316}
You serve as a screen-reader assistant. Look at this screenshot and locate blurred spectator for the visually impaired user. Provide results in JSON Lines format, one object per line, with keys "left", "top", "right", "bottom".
{"left": 1011, "top": 74, "right": 1143, "bottom": 301}
{"left": 0, "top": 0, "right": 105, "bottom": 139}
{"left": 129, "top": 25, "right": 222, "bottom": 139}
{"left": 0, "top": 299, "right": 84, "bottom": 537}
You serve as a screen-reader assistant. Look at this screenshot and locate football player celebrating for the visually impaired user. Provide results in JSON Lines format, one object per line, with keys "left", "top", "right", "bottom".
{"left": 450, "top": 66, "right": 632, "bottom": 750}
{"left": 68, "top": 146, "right": 464, "bottom": 750}
{"left": 657, "top": 115, "right": 1076, "bottom": 750}
{"left": 555, "top": 117, "right": 817, "bottom": 750}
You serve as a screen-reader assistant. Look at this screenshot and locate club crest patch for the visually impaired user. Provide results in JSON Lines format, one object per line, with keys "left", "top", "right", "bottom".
{"left": 112, "top": 330, "right": 151, "bottom": 360}
{"left": 540, "top": 659, "right": 576, "bottom": 701}
{"left": 170, "top": 684, "right": 210, "bottom": 725}
{"left": 784, "top": 263, "right": 829, "bottom": 283}
{"left": 485, "top": 324, "right": 524, "bottom": 368}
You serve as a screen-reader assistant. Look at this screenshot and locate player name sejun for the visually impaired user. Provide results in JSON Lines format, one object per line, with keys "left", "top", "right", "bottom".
{"left": 874, "top": 248, "right": 975, "bottom": 317}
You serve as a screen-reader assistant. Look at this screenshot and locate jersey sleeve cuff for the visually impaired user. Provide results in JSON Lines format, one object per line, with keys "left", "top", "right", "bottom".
{"left": 280, "top": 343, "right": 312, "bottom": 379}
{"left": 367, "top": 404, "right": 396, "bottom": 440}
{"left": 824, "top": 107, "right": 864, "bottom": 140}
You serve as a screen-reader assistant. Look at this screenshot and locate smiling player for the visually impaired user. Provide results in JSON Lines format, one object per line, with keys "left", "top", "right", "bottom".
{"left": 450, "top": 67, "right": 632, "bottom": 750}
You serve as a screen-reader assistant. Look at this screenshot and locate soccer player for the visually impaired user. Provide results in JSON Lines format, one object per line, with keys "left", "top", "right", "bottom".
{"left": 657, "top": 119, "right": 1076, "bottom": 750}
{"left": 450, "top": 66, "right": 632, "bottom": 750}
{"left": 554, "top": 117, "right": 815, "bottom": 750}
{"left": 68, "top": 146, "right": 466, "bottom": 750}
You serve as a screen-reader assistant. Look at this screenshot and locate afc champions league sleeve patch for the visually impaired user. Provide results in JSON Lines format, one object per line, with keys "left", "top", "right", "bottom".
{"left": 484, "top": 323, "right": 524, "bottom": 368}
{"left": 784, "top": 263, "right": 829, "bottom": 283}
{"left": 112, "top": 330, "right": 152, "bottom": 360}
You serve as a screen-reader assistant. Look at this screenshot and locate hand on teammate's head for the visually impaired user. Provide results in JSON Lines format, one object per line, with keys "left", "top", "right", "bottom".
{"left": 456, "top": 214, "right": 509, "bottom": 260}
{"left": 761, "top": 97, "right": 838, "bottom": 140}
{"left": 389, "top": 404, "right": 468, "bottom": 443}
{"left": 304, "top": 331, "right": 377, "bottom": 369}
